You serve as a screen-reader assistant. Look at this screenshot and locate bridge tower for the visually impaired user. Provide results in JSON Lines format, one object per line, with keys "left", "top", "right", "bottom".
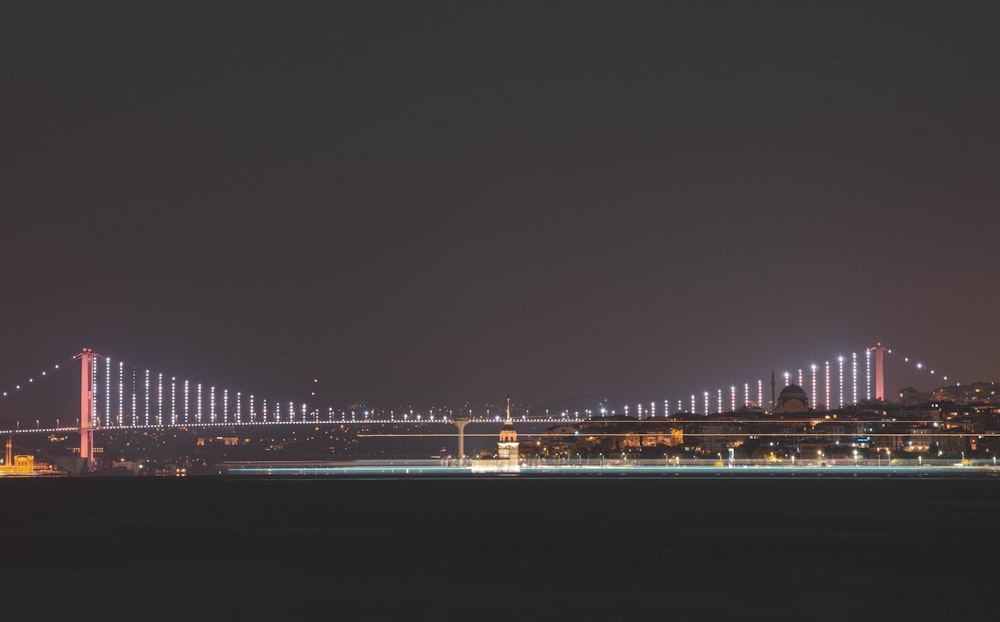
{"left": 868, "top": 341, "right": 888, "bottom": 402}
{"left": 452, "top": 409, "right": 471, "bottom": 465}
{"left": 73, "top": 347, "right": 96, "bottom": 472}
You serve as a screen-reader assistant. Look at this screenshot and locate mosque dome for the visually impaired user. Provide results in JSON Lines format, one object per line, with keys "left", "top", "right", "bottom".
{"left": 774, "top": 383, "right": 809, "bottom": 414}
{"left": 779, "top": 384, "right": 808, "bottom": 401}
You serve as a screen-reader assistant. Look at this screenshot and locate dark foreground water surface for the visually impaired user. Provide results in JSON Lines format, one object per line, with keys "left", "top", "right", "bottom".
{"left": 3, "top": 473, "right": 998, "bottom": 619}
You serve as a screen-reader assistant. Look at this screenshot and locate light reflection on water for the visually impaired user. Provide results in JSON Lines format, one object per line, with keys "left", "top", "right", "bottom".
{"left": 222, "top": 458, "right": 1000, "bottom": 479}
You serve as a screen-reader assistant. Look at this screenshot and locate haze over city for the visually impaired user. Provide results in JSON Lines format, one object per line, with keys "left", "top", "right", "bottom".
{"left": 4, "top": 2, "right": 998, "bottom": 415}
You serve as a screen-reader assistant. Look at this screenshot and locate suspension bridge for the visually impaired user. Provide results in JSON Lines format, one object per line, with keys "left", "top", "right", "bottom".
{"left": 0, "top": 342, "right": 963, "bottom": 473}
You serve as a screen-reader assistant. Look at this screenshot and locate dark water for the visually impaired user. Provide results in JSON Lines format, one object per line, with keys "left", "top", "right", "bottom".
{"left": 3, "top": 474, "right": 998, "bottom": 618}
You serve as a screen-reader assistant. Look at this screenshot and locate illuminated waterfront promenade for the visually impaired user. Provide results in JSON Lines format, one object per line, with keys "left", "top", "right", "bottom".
{"left": 218, "top": 457, "right": 1000, "bottom": 478}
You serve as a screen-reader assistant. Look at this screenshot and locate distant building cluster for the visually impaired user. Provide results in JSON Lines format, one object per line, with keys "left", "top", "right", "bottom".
{"left": 516, "top": 381, "right": 1000, "bottom": 465}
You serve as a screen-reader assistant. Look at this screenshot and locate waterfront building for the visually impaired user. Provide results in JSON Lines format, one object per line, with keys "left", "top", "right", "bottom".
{"left": 471, "top": 395, "right": 521, "bottom": 473}
{"left": 0, "top": 435, "right": 62, "bottom": 476}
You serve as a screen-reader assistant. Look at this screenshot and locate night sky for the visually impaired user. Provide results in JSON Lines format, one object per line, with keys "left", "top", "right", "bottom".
{"left": 3, "top": 2, "right": 998, "bottom": 417}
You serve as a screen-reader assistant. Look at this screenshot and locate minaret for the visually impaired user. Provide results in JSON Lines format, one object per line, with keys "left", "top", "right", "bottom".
{"left": 770, "top": 369, "right": 776, "bottom": 414}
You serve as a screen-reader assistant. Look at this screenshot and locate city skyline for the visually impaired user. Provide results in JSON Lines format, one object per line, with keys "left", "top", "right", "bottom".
{"left": 3, "top": 3, "right": 998, "bottom": 412}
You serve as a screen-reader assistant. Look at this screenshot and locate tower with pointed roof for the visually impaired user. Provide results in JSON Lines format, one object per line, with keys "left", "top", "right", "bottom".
{"left": 496, "top": 395, "right": 520, "bottom": 467}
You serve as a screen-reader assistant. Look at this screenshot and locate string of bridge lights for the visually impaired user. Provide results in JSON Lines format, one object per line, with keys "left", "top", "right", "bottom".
{"left": 893, "top": 351, "right": 949, "bottom": 381}
{"left": 0, "top": 352, "right": 305, "bottom": 428}
{"left": 82, "top": 354, "right": 312, "bottom": 428}
{"left": 617, "top": 344, "right": 954, "bottom": 418}
{"left": 0, "top": 356, "right": 72, "bottom": 399}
